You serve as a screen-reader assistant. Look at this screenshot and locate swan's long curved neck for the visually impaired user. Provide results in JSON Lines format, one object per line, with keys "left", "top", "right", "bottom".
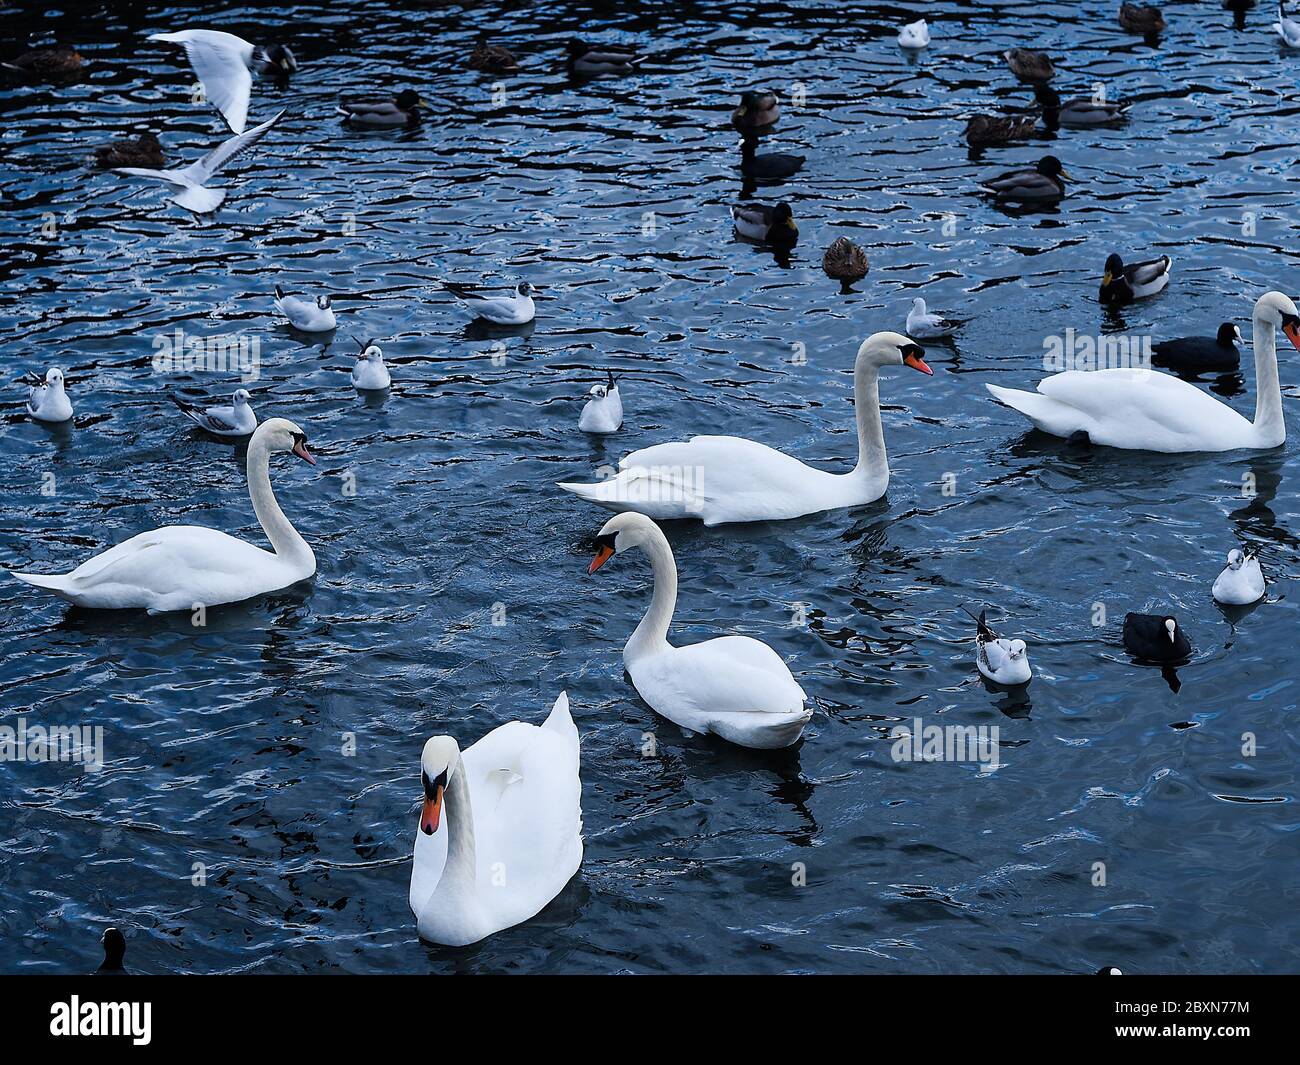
{"left": 246, "top": 437, "right": 314, "bottom": 566}
{"left": 1252, "top": 314, "right": 1285, "bottom": 445}
{"left": 850, "top": 359, "right": 888, "bottom": 480}
{"left": 626, "top": 531, "right": 678, "bottom": 660}
{"left": 441, "top": 761, "right": 477, "bottom": 893}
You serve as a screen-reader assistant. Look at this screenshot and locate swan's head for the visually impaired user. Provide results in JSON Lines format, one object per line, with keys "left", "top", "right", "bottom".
{"left": 418, "top": 737, "right": 461, "bottom": 835}
{"left": 1008, "top": 639, "right": 1027, "bottom": 660}
{"left": 233, "top": 388, "right": 251, "bottom": 405}
{"left": 857, "top": 331, "right": 932, "bottom": 375}
{"left": 316, "top": 295, "right": 332, "bottom": 310}
{"left": 45, "top": 367, "right": 65, "bottom": 387}
{"left": 1163, "top": 617, "right": 1178, "bottom": 643}
{"left": 255, "top": 417, "right": 316, "bottom": 465}
{"left": 588, "top": 511, "right": 663, "bottom": 574}
{"left": 1253, "top": 291, "right": 1300, "bottom": 351}
{"left": 1217, "top": 322, "right": 1242, "bottom": 346}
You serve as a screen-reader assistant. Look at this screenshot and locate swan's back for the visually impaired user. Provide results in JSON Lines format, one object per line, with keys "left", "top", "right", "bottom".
{"left": 462, "top": 694, "right": 582, "bottom": 922}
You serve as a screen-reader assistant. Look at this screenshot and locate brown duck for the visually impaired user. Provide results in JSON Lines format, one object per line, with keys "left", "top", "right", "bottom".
{"left": 94, "top": 133, "right": 164, "bottom": 170}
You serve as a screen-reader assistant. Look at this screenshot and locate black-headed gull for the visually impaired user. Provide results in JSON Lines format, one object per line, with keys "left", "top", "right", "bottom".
{"left": 24, "top": 368, "right": 73, "bottom": 423}
{"left": 172, "top": 388, "right": 257, "bottom": 437}
{"left": 274, "top": 284, "right": 337, "bottom": 332}
{"left": 579, "top": 371, "right": 622, "bottom": 433}
{"left": 1213, "top": 548, "right": 1265, "bottom": 606}
{"left": 149, "top": 29, "right": 296, "bottom": 134}
{"left": 1278, "top": 3, "right": 1300, "bottom": 46}
{"left": 964, "top": 608, "right": 1031, "bottom": 685}
{"left": 351, "top": 338, "right": 391, "bottom": 390}
{"left": 898, "top": 20, "right": 929, "bottom": 48}
{"left": 112, "top": 110, "right": 284, "bottom": 213}
{"left": 906, "top": 297, "right": 964, "bottom": 338}
{"left": 443, "top": 281, "right": 536, "bottom": 325}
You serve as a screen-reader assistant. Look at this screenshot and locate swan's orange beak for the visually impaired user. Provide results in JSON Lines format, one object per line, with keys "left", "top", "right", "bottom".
{"left": 1283, "top": 321, "right": 1300, "bottom": 353}
{"left": 292, "top": 438, "right": 316, "bottom": 465}
{"left": 904, "top": 351, "right": 933, "bottom": 376}
{"left": 589, "top": 544, "right": 614, "bottom": 574}
{"left": 420, "top": 784, "right": 443, "bottom": 835}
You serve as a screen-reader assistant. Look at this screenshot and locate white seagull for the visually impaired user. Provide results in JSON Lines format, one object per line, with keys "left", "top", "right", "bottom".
{"left": 898, "top": 20, "right": 930, "bottom": 49}
{"left": 1277, "top": 3, "right": 1300, "bottom": 47}
{"left": 1212, "top": 548, "right": 1265, "bottom": 606}
{"left": 443, "top": 281, "right": 536, "bottom": 325}
{"left": 149, "top": 29, "right": 297, "bottom": 134}
{"left": 578, "top": 371, "right": 622, "bottom": 433}
{"left": 964, "top": 608, "right": 1032, "bottom": 685}
{"left": 112, "top": 110, "right": 284, "bottom": 213}
{"left": 906, "top": 297, "right": 964, "bottom": 338}
{"left": 24, "top": 368, "right": 73, "bottom": 423}
{"left": 351, "top": 337, "right": 391, "bottom": 390}
{"left": 171, "top": 388, "right": 257, "bottom": 437}
{"left": 274, "top": 284, "right": 336, "bottom": 332}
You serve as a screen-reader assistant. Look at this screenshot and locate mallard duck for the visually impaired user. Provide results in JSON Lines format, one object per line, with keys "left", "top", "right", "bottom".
{"left": 469, "top": 40, "right": 518, "bottom": 73}
{"left": 1099, "top": 253, "right": 1172, "bottom": 306}
{"left": 1119, "top": 3, "right": 1166, "bottom": 33}
{"left": 94, "top": 132, "right": 164, "bottom": 170}
{"left": 964, "top": 114, "right": 1037, "bottom": 147}
{"left": 565, "top": 39, "right": 643, "bottom": 75}
{"left": 4, "top": 45, "right": 84, "bottom": 79}
{"left": 822, "top": 237, "right": 868, "bottom": 285}
{"left": 1004, "top": 48, "right": 1055, "bottom": 83}
{"left": 732, "top": 91, "right": 779, "bottom": 130}
{"left": 1034, "top": 85, "right": 1129, "bottom": 127}
{"left": 338, "top": 89, "right": 429, "bottom": 128}
{"left": 732, "top": 202, "right": 797, "bottom": 245}
{"left": 979, "top": 155, "right": 1068, "bottom": 202}
{"left": 739, "top": 137, "right": 805, "bottom": 181}
{"left": 1151, "top": 323, "right": 1241, "bottom": 373}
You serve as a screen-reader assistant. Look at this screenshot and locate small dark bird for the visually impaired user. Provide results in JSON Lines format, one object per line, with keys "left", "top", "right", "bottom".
{"left": 565, "top": 40, "right": 643, "bottom": 75}
{"left": 731, "top": 202, "right": 798, "bottom": 246}
{"left": 256, "top": 44, "right": 298, "bottom": 77}
{"left": 337, "top": 89, "right": 429, "bottom": 128}
{"left": 3, "top": 45, "right": 84, "bottom": 79}
{"left": 1123, "top": 613, "right": 1192, "bottom": 663}
{"left": 732, "top": 91, "right": 780, "bottom": 131}
{"left": 964, "top": 114, "right": 1037, "bottom": 147}
{"left": 469, "top": 40, "right": 519, "bottom": 74}
{"left": 97, "top": 927, "right": 127, "bottom": 974}
{"left": 1151, "top": 323, "right": 1241, "bottom": 374}
{"left": 94, "top": 133, "right": 164, "bottom": 170}
{"left": 1099, "top": 253, "right": 1172, "bottom": 306}
{"left": 822, "top": 237, "right": 869, "bottom": 286}
{"left": 1119, "top": 3, "right": 1166, "bottom": 34}
{"left": 1004, "top": 48, "right": 1055, "bottom": 83}
{"left": 979, "top": 155, "right": 1068, "bottom": 202}
{"left": 739, "top": 137, "right": 805, "bottom": 180}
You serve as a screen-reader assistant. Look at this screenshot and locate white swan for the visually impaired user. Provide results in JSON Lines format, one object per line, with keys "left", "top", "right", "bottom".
{"left": 986, "top": 290, "right": 1300, "bottom": 452}
{"left": 10, "top": 418, "right": 317, "bottom": 612}
{"left": 410, "top": 692, "right": 582, "bottom": 947}
{"left": 588, "top": 512, "right": 811, "bottom": 749}
{"left": 558, "top": 331, "right": 932, "bottom": 525}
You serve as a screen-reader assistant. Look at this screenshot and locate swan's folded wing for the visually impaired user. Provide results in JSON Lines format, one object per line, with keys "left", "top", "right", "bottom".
{"left": 150, "top": 30, "right": 254, "bottom": 134}
{"left": 640, "top": 636, "right": 807, "bottom": 717}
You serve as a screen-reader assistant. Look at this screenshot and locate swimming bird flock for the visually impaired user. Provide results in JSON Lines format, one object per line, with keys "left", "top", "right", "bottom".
{"left": 6, "top": 5, "right": 1290, "bottom": 957}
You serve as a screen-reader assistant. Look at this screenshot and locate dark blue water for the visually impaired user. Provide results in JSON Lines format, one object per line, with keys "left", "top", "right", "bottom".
{"left": 2, "top": 0, "right": 1298, "bottom": 974}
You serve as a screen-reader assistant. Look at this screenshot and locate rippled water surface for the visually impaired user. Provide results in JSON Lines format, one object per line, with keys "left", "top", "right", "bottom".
{"left": 2, "top": 0, "right": 1299, "bottom": 974}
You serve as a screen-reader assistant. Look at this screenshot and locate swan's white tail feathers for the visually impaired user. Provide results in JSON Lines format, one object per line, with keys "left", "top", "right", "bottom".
{"left": 542, "top": 691, "right": 579, "bottom": 747}
{"left": 555, "top": 480, "right": 608, "bottom": 501}
{"left": 10, "top": 570, "right": 72, "bottom": 594}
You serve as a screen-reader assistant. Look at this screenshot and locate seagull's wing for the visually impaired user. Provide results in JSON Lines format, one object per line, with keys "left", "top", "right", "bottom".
{"left": 113, "top": 166, "right": 191, "bottom": 188}
{"left": 180, "top": 110, "right": 285, "bottom": 184}
{"left": 21, "top": 371, "right": 43, "bottom": 388}
{"left": 149, "top": 30, "right": 254, "bottom": 134}
{"left": 198, "top": 405, "right": 239, "bottom": 432}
